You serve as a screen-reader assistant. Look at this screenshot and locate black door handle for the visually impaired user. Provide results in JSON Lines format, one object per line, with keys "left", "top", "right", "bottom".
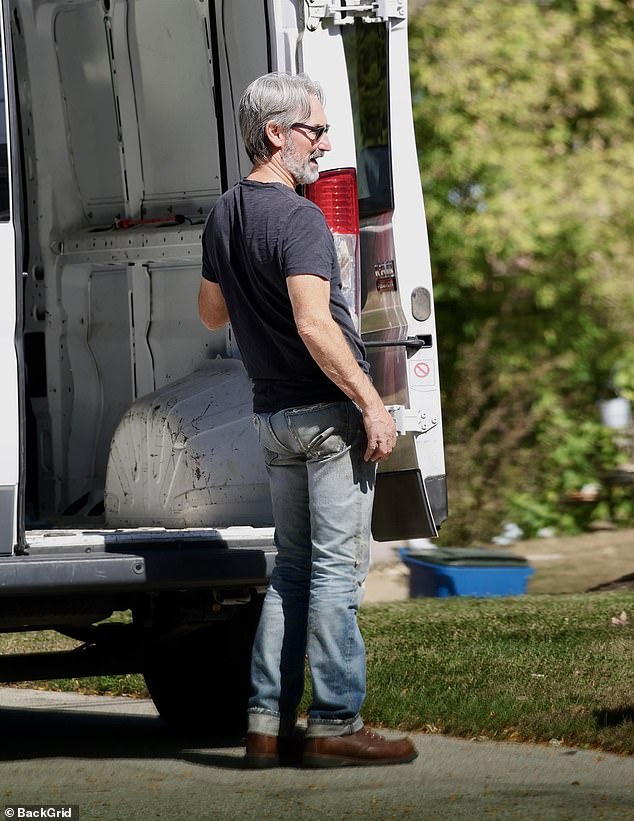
{"left": 364, "top": 335, "right": 432, "bottom": 350}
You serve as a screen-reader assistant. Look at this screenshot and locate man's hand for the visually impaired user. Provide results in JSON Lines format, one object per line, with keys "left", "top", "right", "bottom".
{"left": 362, "top": 402, "right": 398, "bottom": 463}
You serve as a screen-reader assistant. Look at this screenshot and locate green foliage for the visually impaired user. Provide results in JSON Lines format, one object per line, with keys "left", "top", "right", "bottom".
{"left": 409, "top": 0, "right": 634, "bottom": 542}
{"left": 610, "top": 351, "right": 634, "bottom": 401}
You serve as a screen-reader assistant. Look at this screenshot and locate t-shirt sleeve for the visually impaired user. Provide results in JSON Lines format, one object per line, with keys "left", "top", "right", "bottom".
{"left": 201, "top": 214, "right": 218, "bottom": 283}
{"left": 281, "top": 204, "right": 336, "bottom": 281}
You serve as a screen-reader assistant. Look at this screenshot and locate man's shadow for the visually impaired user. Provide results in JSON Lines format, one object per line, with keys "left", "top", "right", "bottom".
{"left": 0, "top": 702, "right": 248, "bottom": 769}
{"left": 594, "top": 706, "right": 634, "bottom": 727}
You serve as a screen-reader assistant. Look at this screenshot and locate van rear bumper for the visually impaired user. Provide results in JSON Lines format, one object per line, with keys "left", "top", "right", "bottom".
{"left": 1, "top": 527, "right": 276, "bottom": 597}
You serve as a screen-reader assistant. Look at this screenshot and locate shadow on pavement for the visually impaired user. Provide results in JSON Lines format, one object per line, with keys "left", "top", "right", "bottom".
{"left": 0, "top": 704, "right": 247, "bottom": 768}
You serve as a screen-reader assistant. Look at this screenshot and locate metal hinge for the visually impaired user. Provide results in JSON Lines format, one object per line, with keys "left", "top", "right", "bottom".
{"left": 305, "top": 0, "right": 406, "bottom": 29}
{"left": 387, "top": 404, "right": 439, "bottom": 436}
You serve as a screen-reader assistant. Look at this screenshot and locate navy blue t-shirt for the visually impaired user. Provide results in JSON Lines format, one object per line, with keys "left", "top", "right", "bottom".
{"left": 201, "top": 180, "right": 369, "bottom": 413}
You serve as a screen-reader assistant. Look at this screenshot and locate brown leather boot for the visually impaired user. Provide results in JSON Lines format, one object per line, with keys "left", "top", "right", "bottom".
{"left": 244, "top": 732, "right": 279, "bottom": 768}
{"left": 244, "top": 731, "right": 304, "bottom": 768}
{"left": 303, "top": 727, "right": 418, "bottom": 768}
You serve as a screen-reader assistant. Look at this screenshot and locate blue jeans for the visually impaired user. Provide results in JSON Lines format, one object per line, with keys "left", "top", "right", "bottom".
{"left": 248, "top": 400, "right": 376, "bottom": 738}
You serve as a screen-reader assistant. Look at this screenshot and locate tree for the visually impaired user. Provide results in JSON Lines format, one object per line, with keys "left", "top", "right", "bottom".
{"left": 409, "top": 0, "right": 634, "bottom": 541}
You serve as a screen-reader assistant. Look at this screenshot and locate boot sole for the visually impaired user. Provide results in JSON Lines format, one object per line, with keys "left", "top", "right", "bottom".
{"left": 303, "top": 750, "right": 418, "bottom": 768}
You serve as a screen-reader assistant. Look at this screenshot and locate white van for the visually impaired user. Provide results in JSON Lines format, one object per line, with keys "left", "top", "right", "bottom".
{"left": 0, "top": 0, "right": 445, "bottom": 729}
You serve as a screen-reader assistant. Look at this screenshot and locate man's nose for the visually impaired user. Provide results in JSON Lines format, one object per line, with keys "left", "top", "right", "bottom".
{"left": 318, "top": 132, "right": 332, "bottom": 151}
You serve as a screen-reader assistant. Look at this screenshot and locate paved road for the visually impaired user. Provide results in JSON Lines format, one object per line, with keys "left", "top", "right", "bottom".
{"left": 0, "top": 688, "right": 632, "bottom": 820}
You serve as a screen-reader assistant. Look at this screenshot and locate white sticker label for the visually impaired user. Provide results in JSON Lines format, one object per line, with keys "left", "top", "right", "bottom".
{"left": 409, "top": 358, "right": 436, "bottom": 389}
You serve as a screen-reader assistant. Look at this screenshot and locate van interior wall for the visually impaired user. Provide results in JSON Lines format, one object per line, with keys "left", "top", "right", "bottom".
{"left": 14, "top": 0, "right": 230, "bottom": 524}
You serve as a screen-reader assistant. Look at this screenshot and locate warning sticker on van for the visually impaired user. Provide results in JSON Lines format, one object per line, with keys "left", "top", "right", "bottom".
{"left": 374, "top": 260, "right": 397, "bottom": 292}
{"left": 409, "top": 357, "right": 436, "bottom": 389}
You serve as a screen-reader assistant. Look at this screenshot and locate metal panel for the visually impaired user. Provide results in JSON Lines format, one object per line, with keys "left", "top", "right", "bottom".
{"left": 0, "top": 543, "right": 276, "bottom": 596}
{"left": 56, "top": 251, "right": 219, "bottom": 516}
{"left": 59, "top": 263, "right": 134, "bottom": 510}
{"left": 218, "top": 0, "right": 270, "bottom": 177}
{"left": 128, "top": 0, "right": 221, "bottom": 213}
{"left": 25, "top": 525, "right": 276, "bottom": 553}
{"left": 54, "top": 5, "right": 124, "bottom": 213}
{"left": 360, "top": 214, "right": 409, "bottom": 406}
{"left": 0, "top": 10, "right": 19, "bottom": 552}
{"left": 146, "top": 263, "right": 216, "bottom": 390}
{"left": 0, "top": 485, "right": 16, "bottom": 554}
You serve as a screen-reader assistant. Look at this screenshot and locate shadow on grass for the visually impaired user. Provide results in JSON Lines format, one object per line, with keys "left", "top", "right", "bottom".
{"left": 587, "top": 572, "right": 634, "bottom": 592}
{"left": 594, "top": 706, "right": 634, "bottom": 728}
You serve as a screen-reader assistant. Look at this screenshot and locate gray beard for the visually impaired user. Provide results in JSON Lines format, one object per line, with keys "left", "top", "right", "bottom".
{"left": 281, "top": 141, "right": 321, "bottom": 185}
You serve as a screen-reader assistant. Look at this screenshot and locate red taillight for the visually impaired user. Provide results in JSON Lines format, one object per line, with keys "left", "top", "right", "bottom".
{"left": 305, "top": 168, "right": 361, "bottom": 328}
{"left": 305, "top": 168, "right": 360, "bottom": 235}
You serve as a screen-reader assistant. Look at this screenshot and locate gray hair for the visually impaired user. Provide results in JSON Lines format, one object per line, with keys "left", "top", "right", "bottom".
{"left": 239, "top": 72, "right": 325, "bottom": 164}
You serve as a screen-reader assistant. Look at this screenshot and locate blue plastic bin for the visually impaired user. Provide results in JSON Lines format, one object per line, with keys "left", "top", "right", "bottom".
{"left": 399, "top": 548, "right": 534, "bottom": 598}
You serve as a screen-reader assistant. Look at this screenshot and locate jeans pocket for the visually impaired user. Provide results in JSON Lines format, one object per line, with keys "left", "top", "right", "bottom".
{"left": 286, "top": 402, "right": 350, "bottom": 458}
{"left": 255, "top": 410, "right": 297, "bottom": 458}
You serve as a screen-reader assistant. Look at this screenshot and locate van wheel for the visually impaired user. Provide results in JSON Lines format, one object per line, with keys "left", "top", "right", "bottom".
{"left": 143, "top": 598, "right": 262, "bottom": 735}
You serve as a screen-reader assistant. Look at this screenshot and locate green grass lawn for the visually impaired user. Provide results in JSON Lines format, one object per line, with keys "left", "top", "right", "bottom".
{"left": 1, "top": 590, "right": 632, "bottom": 754}
{"left": 359, "top": 591, "right": 633, "bottom": 755}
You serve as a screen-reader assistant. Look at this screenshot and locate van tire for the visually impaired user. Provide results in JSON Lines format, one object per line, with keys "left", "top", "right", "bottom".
{"left": 143, "top": 597, "right": 262, "bottom": 735}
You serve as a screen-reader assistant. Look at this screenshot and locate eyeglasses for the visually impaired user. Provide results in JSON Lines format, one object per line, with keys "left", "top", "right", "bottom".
{"left": 291, "top": 122, "right": 331, "bottom": 141}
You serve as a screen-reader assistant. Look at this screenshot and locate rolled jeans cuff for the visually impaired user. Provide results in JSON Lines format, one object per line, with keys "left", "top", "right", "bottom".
{"left": 305, "top": 714, "right": 364, "bottom": 738}
{"left": 247, "top": 708, "right": 297, "bottom": 736}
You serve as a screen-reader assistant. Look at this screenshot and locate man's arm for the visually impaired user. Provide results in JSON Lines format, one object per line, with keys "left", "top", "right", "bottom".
{"left": 287, "top": 273, "right": 396, "bottom": 463}
{"left": 198, "top": 278, "right": 230, "bottom": 330}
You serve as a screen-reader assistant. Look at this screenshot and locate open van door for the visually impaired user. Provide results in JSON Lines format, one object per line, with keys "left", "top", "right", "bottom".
{"left": 0, "top": 6, "right": 20, "bottom": 555}
{"left": 298, "top": 3, "right": 448, "bottom": 540}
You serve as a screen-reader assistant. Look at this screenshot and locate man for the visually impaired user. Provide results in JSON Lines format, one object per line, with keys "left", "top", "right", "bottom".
{"left": 198, "top": 72, "right": 416, "bottom": 768}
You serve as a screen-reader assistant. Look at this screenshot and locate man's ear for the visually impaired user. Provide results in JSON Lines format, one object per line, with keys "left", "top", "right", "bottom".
{"left": 264, "top": 120, "right": 286, "bottom": 150}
